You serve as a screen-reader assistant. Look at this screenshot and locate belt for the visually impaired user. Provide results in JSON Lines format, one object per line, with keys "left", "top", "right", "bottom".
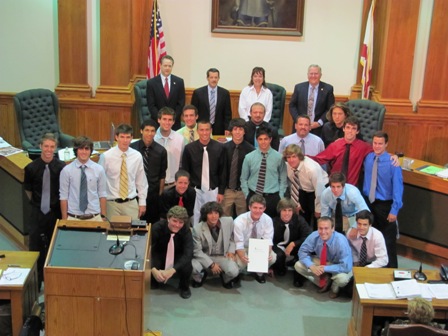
{"left": 112, "top": 197, "right": 137, "bottom": 203}
{"left": 165, "top": 182, "right": 175, "bottom": 187}
{"left": 249, "top": 189, "right": 279, "bottom": 197}
{"left": 226, "top": 187, "right": 242, "bottom": 191}
{"left": 68, "top": 213, "right": 99, "bottom": 220}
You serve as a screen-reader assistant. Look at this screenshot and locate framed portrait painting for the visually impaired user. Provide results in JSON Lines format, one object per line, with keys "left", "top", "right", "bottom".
{"left": 212, "top": 0, "right": 305, "bottom": 37}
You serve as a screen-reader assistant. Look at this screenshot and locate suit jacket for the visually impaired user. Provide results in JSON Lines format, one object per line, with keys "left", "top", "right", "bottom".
{"left": 272, "top": 214, "right": 312, "bottom": 248}
{"left": 147, "top": 74, "right": 186, "bottom": 130}
{"left": 289, "top": 81, "right": 335, "bottom": 126}
{"left": 192, "top": 216, "right": 236, "bottom": 268}
{"left": 244, "top": 121, "right": 280, "bottom": 151}
{"left": 191, "top": 86, "right": 232, "bottom": 135}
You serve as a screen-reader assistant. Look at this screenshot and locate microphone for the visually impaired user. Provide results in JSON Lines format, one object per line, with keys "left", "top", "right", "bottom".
{"left": 414, "top": 262, "right": 427, "bottom": 281}
{"left": 103, "top": 215, "right": 125, "bottom": 255}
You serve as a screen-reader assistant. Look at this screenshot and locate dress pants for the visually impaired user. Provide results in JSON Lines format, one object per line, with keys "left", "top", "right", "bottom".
{"left": 368, "top": 199, "right": 398, "bottom": 268}
{"left": 28, "top": 205, "right": 60, "bottom": 289}
{"left": 294, "top": 257, "right": 352, "bottom": 293}
{"left": 246, "top": 190, "right": 280, "bottom": 219}
{"left": 299, "top": 190, "right": 316, "bottom": 229}
{"left": 151, "top": 255, "right": 192, "bottom": 290}
{"left": 222, "top": 189, "right": 247, "bottom": 218}
{"left": 192, "top": 256, "right": 239, "bottom": 283}
{"left": 272, "top": 244, "right": 299, "bottom": 274}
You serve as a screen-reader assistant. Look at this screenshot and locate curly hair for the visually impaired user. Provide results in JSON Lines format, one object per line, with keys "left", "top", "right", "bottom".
{"left": 407, "top": 298, "right": 435, "bottom": 325}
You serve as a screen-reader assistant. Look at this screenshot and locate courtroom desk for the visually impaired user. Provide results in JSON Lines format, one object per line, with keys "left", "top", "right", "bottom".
{"left": 347, "top": 267, "right": 448, "bottom": 336}
{"left": 0, "top": 250, "right": 39, "bottom": 336}
{"left": 397, "top": 158, "right": 448, "bottom": 263}
{"left": 0, "top": 153, "right": 32, "bottom": 246}
{"left": 44, "top": 220, "right": 150, "bottom": 336}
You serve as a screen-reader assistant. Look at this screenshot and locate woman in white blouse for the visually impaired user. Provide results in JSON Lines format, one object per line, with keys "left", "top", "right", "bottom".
{"left": 238, "top": 66, "right": 273, "bottom": 122}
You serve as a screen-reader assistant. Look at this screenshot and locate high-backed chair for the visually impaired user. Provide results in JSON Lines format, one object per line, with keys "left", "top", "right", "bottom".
{"left": 14, "top": 88, "right": 74, "bottom": 157}
{"left": 266, "top": 83, "right": 286, "bottom": 135}
{"left": 134, "top": 80, "right": 150, "bottom": 126}
{"left": 387, "top": 324, "right": 448, "bottom": 336}
{"left": 346, "top": 99, "right": 386, "bottom": 143}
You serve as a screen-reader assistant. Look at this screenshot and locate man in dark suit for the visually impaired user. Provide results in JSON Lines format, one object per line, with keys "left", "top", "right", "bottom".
{"left": 147, "top": 55, "right": 186, "bottom": 130}
{"left": 243, "top": 102, "right": 280, "bottom": 151}
{"left": 191, "top": 68, "right": 232, "bottom": 135}
{"left": 289, "top": 64, "right": 335, "bottom": 136}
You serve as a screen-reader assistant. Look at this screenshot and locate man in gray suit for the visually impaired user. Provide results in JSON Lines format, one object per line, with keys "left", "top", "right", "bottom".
{"left": 191, "top": 202, "right": 240, "bottom": 289}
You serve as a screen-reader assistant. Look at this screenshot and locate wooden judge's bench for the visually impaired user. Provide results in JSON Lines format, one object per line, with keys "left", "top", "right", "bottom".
{"left": 44, "top": 220, "right": 151, "bottom": 336}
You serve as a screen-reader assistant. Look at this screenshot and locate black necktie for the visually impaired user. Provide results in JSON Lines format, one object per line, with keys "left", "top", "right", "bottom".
{"left": 211, "top": 226, "right": 220, "bottom": 242}
{"left": 341, "top": 143, "right": 351, "bottom": 178}
{"left": 228, "top": 145, "right": 239, "bottom": 190}
{"left": 359, "top": 237, "right": 368, "bottom": 266}
{"left": 335, "top": 197, "right": 343, "bottom": 233}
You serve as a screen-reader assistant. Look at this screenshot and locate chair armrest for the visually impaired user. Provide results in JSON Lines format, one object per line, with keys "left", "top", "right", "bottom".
{"left": 59, "top": 133, "right": 75, "bottom": 148}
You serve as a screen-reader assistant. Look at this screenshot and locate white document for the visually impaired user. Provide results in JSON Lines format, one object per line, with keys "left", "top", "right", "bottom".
{"left": 0, "top": 267, "right": 31, "bottom": 285}
{"left": 364, "top": 283, "right": 397, "bottom": 299}
{"left": 391, "top": 279, "right": 421, "bottom": 299}
{"left": 429, "top": 284, "right": 448, "bottom": 299}
{"left": 247, "top": 238, "right": 269, "bottom": 273}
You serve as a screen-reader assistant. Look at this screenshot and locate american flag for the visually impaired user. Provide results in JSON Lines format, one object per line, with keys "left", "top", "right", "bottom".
{"left": 360, "top": 0, "right": 375, "bottom": 99}
{"left": 147, "top": 0, "right": 166, "bottom": 79}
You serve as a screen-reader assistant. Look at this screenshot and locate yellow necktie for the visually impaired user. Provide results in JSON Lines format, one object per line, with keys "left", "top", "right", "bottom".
{"left": 119, "top": 153, "right": 128, "bottom": 200}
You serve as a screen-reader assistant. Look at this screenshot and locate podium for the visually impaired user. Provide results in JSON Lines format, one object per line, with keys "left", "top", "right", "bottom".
{"left": 44, "top": 220, "right": 150, "bottom": 336}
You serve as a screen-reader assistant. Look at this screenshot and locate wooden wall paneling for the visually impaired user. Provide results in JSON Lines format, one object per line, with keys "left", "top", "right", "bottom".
{"left": 131, "top": 0, "right": 152, "bottom": 78}
{"left": 56, "top": 0, "right": 91, "bottom": 98}
{"left": 383, "top": 114, "right": 448, "bottom": 165}
{"left": 0, "top": 93, "right": 20, "bottom": 147}
{"left": 59, "top": 99, "right": 133, "bottom": 141}
{"left": 418, "top": 0, "right": 448, "bottom": 115}
{"left": 96, "top": 0, "right": 133, "bottom": 100}
{"left": 372, "top": 0, "right": 420, "bottom": 113}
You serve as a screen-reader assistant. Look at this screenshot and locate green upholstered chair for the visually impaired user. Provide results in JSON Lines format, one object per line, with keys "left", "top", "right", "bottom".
{"left": 134, "top": 80, "right": 150, "bottom": 126}
{"left": 266, "top": 82, "right": 286, "bottom": 136}
{"left": 346, "top": 99, "right": 386, "bottom": 144}
{"left": 14, "top": 88, "right": 74, "bottom": 158}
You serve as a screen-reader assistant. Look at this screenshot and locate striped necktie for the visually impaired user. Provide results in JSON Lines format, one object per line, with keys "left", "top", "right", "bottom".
{"left": 209, "top": 89, "right": 216, "bottom": 124}
{"left": 255, "top": 152, "right": 267, "bottom": 195}
{"left": 79, "top": 165, "right": 88, "bottom": 212}
{"left": 119, "top": 153, "right": 129, "bottom": 200}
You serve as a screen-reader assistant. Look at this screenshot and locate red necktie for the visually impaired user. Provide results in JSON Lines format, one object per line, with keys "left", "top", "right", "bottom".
{"left": 178, "top": 196, "right": 184, "bottom": 207}
{"left": 319, "top": 241, "right": 327, "bottom": 287}
{"left": 164, "top": 77, "right": 170, "bottom": 98}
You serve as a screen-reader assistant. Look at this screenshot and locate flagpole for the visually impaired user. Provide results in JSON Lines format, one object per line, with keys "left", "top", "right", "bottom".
{"left": 153, "top": 0, "right": 159, "bottom": 75}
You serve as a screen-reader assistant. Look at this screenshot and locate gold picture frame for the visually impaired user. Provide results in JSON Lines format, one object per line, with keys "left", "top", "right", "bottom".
{"left": 212, "top": 0, "right": 305, "bottom": 37}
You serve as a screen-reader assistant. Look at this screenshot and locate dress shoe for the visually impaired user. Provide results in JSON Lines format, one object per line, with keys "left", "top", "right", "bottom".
{"left": 329, "top": 290, "right": 339, "bottom": 299}
{"left": 179, "top": 288, "right": 191, "bottom": 299}
{"left": 192, "top": 272, "right": 207, "bottom": 288}
{"left": 254, "top": 274, "right": 266, "bottom": 284}
{"left": 293, "top": 273, "right": 304, "bottom": 288}
{"left": 317, "top": 273, "right": 332, "bottom": 293}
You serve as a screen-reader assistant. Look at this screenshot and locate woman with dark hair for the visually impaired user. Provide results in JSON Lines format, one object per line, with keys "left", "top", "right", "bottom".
{"left": 238, "top": 66, "right": 273, "bottom": 122}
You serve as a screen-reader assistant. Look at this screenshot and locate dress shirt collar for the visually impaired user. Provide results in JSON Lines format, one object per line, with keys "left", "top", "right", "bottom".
{"left": 208, "top": 85, "right": 217, "bottom": 94}
{"left": 357, "top": 226, "right": 373, "bottom": 240}
{"left": 74, "top": 158, "right": 93, "bottom": 169}
{"left": 160, "top": 74, "right": 171, "bottom": 82}
{"left": 156, "top": 128, "right": 176, "bottom": 140}
{"left": 249, "top": 85, "right": 268, "bottom": 93}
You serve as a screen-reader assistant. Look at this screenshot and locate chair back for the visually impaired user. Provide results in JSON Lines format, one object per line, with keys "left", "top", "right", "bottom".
{"left": 346, "top": 99, "right": 386, "bottom": 143}
{"left": 134, "top": 80, "right": 149, "bottom": 126}
{"left": 14, "top": 88, "right": 61, "bottom": 150}
{"left": 387, "top": 324, "right": 448, "bottom": 336}
{"left": 266, "top": 83, "right": 286, "bottom": 135}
